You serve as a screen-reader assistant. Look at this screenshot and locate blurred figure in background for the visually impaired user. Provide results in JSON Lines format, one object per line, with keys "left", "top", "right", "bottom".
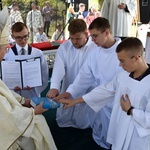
{"left": 42, "top": 1, "right": 53, "bottom": 37}
{"left": 51, "top": 23, "right": 65, "bottom": 41}
{"left": 34, "top": 26, "right": 49, "bottom": 43}
{"left": 76, "top": 3, "right": 87, "bottom": 19}
{"left": 67, "top": 3, "right": 76, "bottom": 21}
{"left": 101, "top": 0, "right": 137, "bottom": 40}
{"left": 26, "top": 2, "right": 43, "bottom": 43}
{"left": 9, "top": 3, "right": 23, "bottom": 29}
{"left": 85, "top": 4, "right": 98, "bottom": 27}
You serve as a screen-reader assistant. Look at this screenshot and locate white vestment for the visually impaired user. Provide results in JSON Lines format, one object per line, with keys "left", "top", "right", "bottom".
{"left": 83, "top": 71, "right": 150, "bottom": 150}
{"left": 9, "top": 10, "right": 23, "bottom": 29}
{"left": 26, "top": 10, "right": 44, "bottom": 42}
{"left": 0, "top": 79, "right": 57, "bottom": 150}
{"left": 4, "top": 43, "right": 48, "bottom": 98}
{"left": 101, "top": 0, "right": 137, "bottom": 37}
{"left": 50, "top": 38, "right": 95, "bottom": 129}
{"left": 67, "top": 38, "right": 122, "bottom": 148}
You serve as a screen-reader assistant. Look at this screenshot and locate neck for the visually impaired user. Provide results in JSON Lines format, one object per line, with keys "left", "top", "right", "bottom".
{"left": 133, "top": 61, "right": 149, "bottom": 78}
{"left": 103, "top": 36, "right": 116, "bottom": 48}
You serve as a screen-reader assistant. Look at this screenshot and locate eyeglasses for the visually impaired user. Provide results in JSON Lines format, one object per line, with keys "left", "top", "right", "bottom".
{"left": 90, "top": 30, "right": 105, "bottom": 40}
{"left": 119, "top": 56, "right": 135, "bottom": 66}
{"left": 14, "top": 35, "right": 29, "bottom": 41}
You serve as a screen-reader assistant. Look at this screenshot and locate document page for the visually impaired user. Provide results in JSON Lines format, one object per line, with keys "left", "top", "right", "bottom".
{"left": 1, "top": 61, "right": 22, "bottom": 89}
{"left": 21, "top": 57, "right": 42, "bottom": 88}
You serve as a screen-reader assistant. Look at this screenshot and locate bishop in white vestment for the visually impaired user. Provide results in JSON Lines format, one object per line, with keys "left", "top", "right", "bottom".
{"left": 0, "top": 6, "right": 57, "bottom": 150}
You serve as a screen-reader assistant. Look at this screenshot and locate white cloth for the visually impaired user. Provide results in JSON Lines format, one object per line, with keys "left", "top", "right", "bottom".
{"left": 33, "top": 32, "right": 49, "bottom": 43}
{"left": 67, "top": 38, "right": 122, "bottom": 148}
{"left": 50, "top": 38, "right": 95, "bottom": 129}
{"left": 83, "top": 71, "right": 150, "bottom": 150}
{"left": 145, "top": 34, "right": 150, "bottom": 64}
{"left": 51, "top": 30, "right": 65, "bottom": 41}
{"left": 4, "top": 43, "right": 48, "bottom": 98}
{"left": 101, "top": 0, "right": 137, "bottom": 37}
{"left": 0, "top": 79, "right": 57, "bottom": 150}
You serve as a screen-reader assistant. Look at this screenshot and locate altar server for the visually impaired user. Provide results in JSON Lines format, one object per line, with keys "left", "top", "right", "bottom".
{"left": 54, "top": 17, "right": 122, "bottom": 149}
{"left": 4, "top": 22, "right": 48, "bottom": 98}
{"left": 46, "top": 19, "right": 96, "bottom": 129}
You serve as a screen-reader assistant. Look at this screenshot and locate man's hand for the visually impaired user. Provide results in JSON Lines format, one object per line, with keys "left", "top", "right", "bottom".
{"left": 59, "top": 99, "right": 77, "bottom": 109}
{"left": 34, "top": 102, "right": 48, "bottom": 115}
{"left": 14, "top": 86, "right": 21, "bottom": 91}
{"left": 54, "top": 92, "right": 71, "bottom": 101}
{"left": 118, "top": 3, "right": 126, "bottom": 9}
{"left": 120, "top": 94, "right": 131, "bottom": 112}
{"left": 14, "top": 86, "right": 32, "bottom": 91}
{"left": 59, "top": 97, "right": 84, "bottom": 109}
{"left": 24, "top": 86, "right": 32, "bottom": 90}
{"left": 46, "top": 89, "right": 59, "bottom": 98}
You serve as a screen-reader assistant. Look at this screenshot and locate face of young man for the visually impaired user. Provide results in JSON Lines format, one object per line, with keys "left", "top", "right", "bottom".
{"left": 12, "top": 27, "right": 29, "bottom": 47}
{"left": 69, "top": 32, "right": 88, "bottom": 49}
{"left": 117, "top": 50, "right": 138, "bottom": 72}
{"left": 89, "top": 28, "right": 108, "bottom": 47}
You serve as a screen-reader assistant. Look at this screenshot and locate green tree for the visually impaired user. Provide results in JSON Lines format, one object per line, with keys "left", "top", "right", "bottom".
{"left": 2, "top": 0, "right": 66, "bottom": 35}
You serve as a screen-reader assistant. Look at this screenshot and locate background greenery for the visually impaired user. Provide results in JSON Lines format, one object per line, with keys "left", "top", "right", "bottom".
{"left": 2, "top": 0, "right": 104, "bottom": 36}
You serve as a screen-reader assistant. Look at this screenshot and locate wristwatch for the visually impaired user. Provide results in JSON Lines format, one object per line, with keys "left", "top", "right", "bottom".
{"left": 127, "top": 106, "right": 134, "bottom": 115}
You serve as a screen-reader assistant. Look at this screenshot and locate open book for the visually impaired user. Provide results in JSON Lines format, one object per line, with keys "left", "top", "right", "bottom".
{"left": 30, "top": 97, "right": 60, "bottom": 109}
{"left": 1, "top": 57, "right": 42, "bottom": 90}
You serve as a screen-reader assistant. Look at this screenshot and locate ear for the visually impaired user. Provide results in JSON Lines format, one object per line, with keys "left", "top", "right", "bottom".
{"left": 84, "top": 31, "right": 89, "bottom": 37}
{"left": 105, "top": 29, "right": 109, "bottom": 36}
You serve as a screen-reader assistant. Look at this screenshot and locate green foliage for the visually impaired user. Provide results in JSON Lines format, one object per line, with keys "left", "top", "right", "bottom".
{"left": 2, "top": 0, "right": 66, "bottom": 35}
{"left": 2, "top": 0, "right": 103, "bottom": 36}
{"left": 98, "top": 0, "right": 104, "bottom": 9}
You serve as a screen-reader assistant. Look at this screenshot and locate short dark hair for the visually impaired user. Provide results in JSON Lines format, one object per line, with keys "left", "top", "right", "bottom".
{"left": 12, "top": 2, "right": 18, "bottom": 7}
{"left": 12, "top": 22, "right": 28, "bottom": 33}
{"left": 31, "top": 1, "right": 36, "bottom": 5}
{"left": 116, "top": 37, "right": 144, "bottom": 56}
{"left": 89, "top": 17, "right": 110, "bottom": 32}
{"left": 68, "top": 19, "right": 87, "bottom": 35}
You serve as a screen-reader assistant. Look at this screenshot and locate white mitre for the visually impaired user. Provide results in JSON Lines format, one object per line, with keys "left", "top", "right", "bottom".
{"left": 0, "top": 6, "right": 9, "bottom": 46}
